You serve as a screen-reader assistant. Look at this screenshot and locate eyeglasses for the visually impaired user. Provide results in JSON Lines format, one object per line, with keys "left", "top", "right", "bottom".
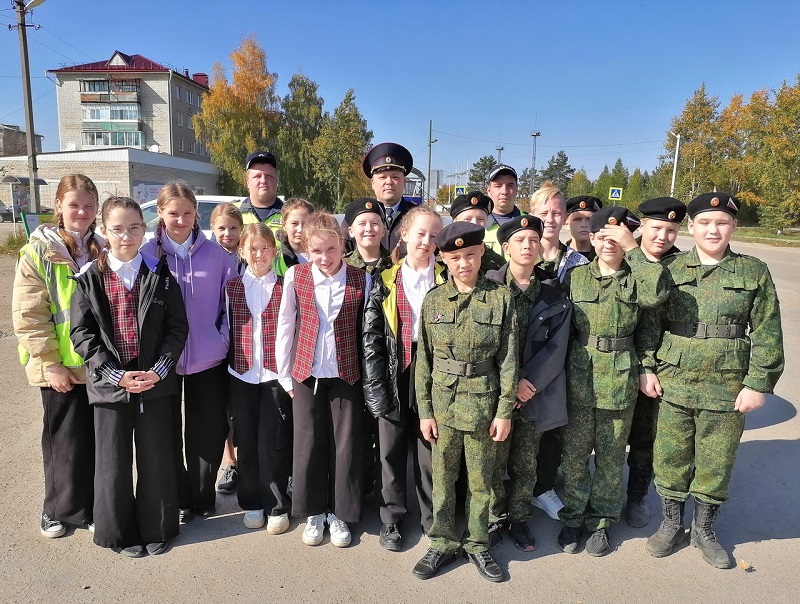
{"left": 106, "top": 224, "right": 145, "bottom": 238}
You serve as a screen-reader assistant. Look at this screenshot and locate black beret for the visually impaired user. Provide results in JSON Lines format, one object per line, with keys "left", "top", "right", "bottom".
{"left": 590, "top": 206, "right": 641, "bottom": 233}
{"left": 344, "top": 198, "right": 386, "bottom": 226}
{"left": 638, "top": 197, "right": 687, "bottom": 223}
{"left": 435, "top": 221, "right": 485, "bottom": 252}
{"left": 450, "top": 191, "right": 493, "bottom": 218}
{"left": 487, "top": 164, "right": 518, "bottom": 182}
{"left": 362, "top": 142, "right": 413, "bottom": 177}
{"left": 566, "top": 195, "right": 603, "bottom": 215}
{"left": 687, "top": 192, "right": 740, "bottom": 218}
{"left": 497, "top": 215, "right": 544, "bottom": 244}
{"left": 245, "top": 150, "right": 277, "bottom": 170}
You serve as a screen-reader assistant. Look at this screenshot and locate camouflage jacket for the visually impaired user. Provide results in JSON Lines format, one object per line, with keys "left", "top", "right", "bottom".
{"left": 416, "top": 276, "right": 518, "bottom": 431}
{"left": 645, "top": 247, "right": 784, "bottom": 411}
{"left": 565, "top": 247, "right": 668, "bottom": 410}
{"left": 344, "top": 247, "right": 394, "bottom": 276}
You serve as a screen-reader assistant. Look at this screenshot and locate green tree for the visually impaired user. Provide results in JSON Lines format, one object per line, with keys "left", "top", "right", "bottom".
{"left": 566, "top": 169, "right": 592, "bottom": 198}
{"left": 467, "top": 155, "right": 497, "bottom": 190}
{"left": 538, "top": 150, "right": 575, "bottom": 192}
{"left": 277, "top": 74, "right": 324, "bottom": 202}
{"left": 312, "top": 89, "right": 373, "bottom": 211}
{"left": 625, "top": 168, "right": 647, "bottom": 210}
{"left": 193, "top": 35, "right": 281, "bottom": 194}
{"left": 643, "top": 163, "right": 673, "bottom": 201}
{"left": 592, "top": 165, "right": 613, "bottom": 202}
{"left": 436, "top": 184, "right": 455, "bottom": 205}
{"left": 518, "top": 167, "right": 534, "bottom": 198}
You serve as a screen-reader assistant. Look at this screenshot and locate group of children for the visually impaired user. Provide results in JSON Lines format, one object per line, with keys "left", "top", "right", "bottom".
{"left": 13, "top": 173, "right": 783, "bottom": 580}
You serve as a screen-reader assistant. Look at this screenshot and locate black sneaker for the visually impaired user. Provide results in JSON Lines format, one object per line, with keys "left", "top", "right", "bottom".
{"left": 40, "top": 513, "right": 66, "bottom": 539}
{"left": 585, "top": 528, "right": 611, "bottom": 557}
{"left": 465, "top": 550, "right": 505, "bottom": 582}
{"left": 216, "top": 465, "right": 238, "bottom": 494}
{"left": 488, "top": 522, "right": 505, "bottom": 549}
{"left": 509, "top": 521, "right": 536, "bottom": 552}
{"left": 146, "top": 541, "right": 169, "bottom": 556}
{"left": 558, "top": 525, "right": 581, "bottom": 554}
{"left": 379, "top": 523, "right": 402, "bottom": 551}
{"left": 116, "top": 544, "right": 145, "bottom": 558}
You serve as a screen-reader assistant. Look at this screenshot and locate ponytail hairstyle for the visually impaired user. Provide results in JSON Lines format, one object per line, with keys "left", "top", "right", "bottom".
{"left": 390, "top": 205, "right": 443, "bottom": 264}
{"left": 53, "top": 174, "right": 102, "bottom": 263}
{"left": 300, "top": 210, "right": 344, "bottom": 250}
{"left": 238, "top": 222, "right": 277, "bottom": 263}
{"left": 154, "top": 181, "right": 198, "bottom": 259}
{"left": 96, "top": 196, "right": 143, "bottom": 273}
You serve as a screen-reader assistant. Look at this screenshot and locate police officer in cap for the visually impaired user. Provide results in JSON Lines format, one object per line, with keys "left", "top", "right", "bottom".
{"left": 484, "top": 164, "right": 524, "bottom": 253}
{"left": 361, "top": 142, "right": 417, "bottom": 251}
{"left": 237, "top": 151, "right": 283, "bottom": 232}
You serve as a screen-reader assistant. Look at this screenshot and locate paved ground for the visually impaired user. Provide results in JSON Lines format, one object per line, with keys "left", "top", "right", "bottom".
{"left": 0, "top": 236, "right": 798, "bottom": 604}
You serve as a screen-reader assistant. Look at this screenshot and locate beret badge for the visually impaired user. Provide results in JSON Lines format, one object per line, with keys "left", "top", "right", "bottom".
{"left": 365, "top": 202, "right": 373, "bottom": 209}
{"left": 668, "top": 210, "right": 676, "bottom": 220}
{"left": 471, "top": 197, "right": 479, "bottom": 205}
{"left": 455, "top": 238, "right": 464, "bottom": 247}
{"left": 579, "top": 201, "right": 587, "bottom": 209}
{"left": 521, "top": 218, "right": 529, "bottom": 227}
{"left": 711, "top": 197, "right": 720, "bottom": 206}
{"left": 608, "top": 217, "right": 618, "bottom": 225}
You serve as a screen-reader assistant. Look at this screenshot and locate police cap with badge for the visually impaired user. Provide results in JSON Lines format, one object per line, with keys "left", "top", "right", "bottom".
{"left": 590, "top": 206, "right": 641, "bottom": 233}
{"left": 344, "top": 197, "right": 386, "bottom": 226}
{"left": 638, "top": 197, "right": 687, "bottom": 223}
{"left": 497, "top": 215, "right": 544, "bottom": 244}
{"left": 362, "top": 142, "right": 413, "bottom": 177}
{"left": 245, "top": 150, "right": 278, "bottom": 170}
{"left": 566, "top": 195, "right": 603, "bottom": 215}
{"left": 435, "top": 221, "right": 485, "bottom": 252}
{"left": 450, "top": 191, "right": 493, "bottom": 219}
{"left": 687, "top": 192, "right": 740, "bottom": 218}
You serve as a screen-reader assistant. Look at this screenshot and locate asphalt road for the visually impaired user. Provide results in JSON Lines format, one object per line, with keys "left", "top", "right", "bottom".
{"left": 0, "top": 236, "right": 797, "bottom": 604}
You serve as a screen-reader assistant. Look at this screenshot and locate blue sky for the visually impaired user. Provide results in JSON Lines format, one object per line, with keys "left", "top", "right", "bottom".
{"left": 1, "top": 0, "right": 798, "bottom": 181}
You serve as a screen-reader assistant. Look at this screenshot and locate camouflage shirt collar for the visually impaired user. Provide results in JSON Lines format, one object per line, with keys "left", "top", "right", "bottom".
{"left": 445, "top": 276, "right": 489, "bottom": 301}
{"left": 685, "top": 246, "right": 737, "bottom": 272}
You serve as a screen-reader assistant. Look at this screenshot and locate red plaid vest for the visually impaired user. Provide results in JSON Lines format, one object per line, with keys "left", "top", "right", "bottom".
{"left": 225, "top": 275, "right": 283, "bottom": 374}
{"left": 395, "top": 267, "right": 414, "bottom": 371}
{"left": 103, "top": 269, "right": 140, "bottom": 365}
{"left": 291, "top": 263, "right": 366, "bottom": 385}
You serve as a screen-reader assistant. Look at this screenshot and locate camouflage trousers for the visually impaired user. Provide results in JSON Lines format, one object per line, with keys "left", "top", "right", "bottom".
{"left": 627, "top": 391, "right": 657, "bottom": 476}
{"left": 653, "top": 399, "right": 745, "bottom": 505}
{"left": 560, "top": 404, "right": 635, "bottom": 531}
{"left": 429, "top": 424, "right": 496, "bottom": 554}
{"left": 489, "top": 410, "right": 542, "bottom": 524}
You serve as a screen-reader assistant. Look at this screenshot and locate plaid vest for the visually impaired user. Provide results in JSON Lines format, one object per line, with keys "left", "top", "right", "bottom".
{"left": 395, "top": 267, "right": 414, "bottom": 371}
{"left": 103, "top": 269, "right": 140, "bottom": 365}
{"left": 291, "top": 263, "right": 366, "bottom": 385}
{"left": 225, "top": 275, "right": 283, "bottom": 374}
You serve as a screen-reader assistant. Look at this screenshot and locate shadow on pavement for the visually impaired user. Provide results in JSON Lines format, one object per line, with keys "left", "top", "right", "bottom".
{"left": 744, "top": 394, "right": 796, "bottom": 431}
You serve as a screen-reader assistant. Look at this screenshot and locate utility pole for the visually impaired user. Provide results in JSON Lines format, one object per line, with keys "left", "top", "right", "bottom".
{"left": 495, "top": 145, "right": 504, "bottom": 164}
{"left": 669, "top": 131, "right": 681, "bottom": 198}
{"left": 426, "top": 119, "right": 437, "bottom": 205}
{"left": 11, "top": 0, "right": 46, "bottom": 213}
{"left": 530, "top": 131, "right": 541, "bottom": 195}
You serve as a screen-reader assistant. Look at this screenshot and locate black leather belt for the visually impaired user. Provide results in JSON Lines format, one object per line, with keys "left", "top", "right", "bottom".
{"left": 433, "top": 357, "right": 494, "bottom": 377}
{"left": 669, "top": 321, "right": 746, "bottom": 339}
{"left": 576, "top": 332, "right": 634, "bottom": 352}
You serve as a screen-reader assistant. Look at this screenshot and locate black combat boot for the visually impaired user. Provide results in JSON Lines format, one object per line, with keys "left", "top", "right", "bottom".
{"left": 690, "top": 500, "right": 732, "bottom": 569}
{"left": 645, "top": 498, "right": 685, "bottom": 557}
{"left": 625, "top": 469, "right": 652, "bottom": 527}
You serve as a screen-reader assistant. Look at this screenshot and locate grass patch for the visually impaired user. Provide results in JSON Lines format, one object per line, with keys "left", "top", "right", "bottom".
{"left": 0, "top": 229, "right": 27, "bottom": 255}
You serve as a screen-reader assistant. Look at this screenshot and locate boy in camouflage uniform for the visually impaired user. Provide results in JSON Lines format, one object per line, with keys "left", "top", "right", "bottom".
{"left": 644, "top": 192, "right": 784, "bottom": 569}
{"left": 558, "top": 207, "right": 668, "bottom": 557}
{"left": 413, "top": 222, "right": 517, "bottom": 583}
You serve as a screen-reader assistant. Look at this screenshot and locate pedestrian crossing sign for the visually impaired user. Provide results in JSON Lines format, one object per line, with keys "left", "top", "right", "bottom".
{"left": 454, "top": 186, "right": 466, "bottom": 198}
{"left": 609, "top": 187, "right": 623, "bottom": 201}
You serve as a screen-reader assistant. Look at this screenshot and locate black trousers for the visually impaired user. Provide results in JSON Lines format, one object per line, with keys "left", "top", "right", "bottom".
{"left": 40, "top": 385, "right": 94, "bottom": 525}
{"left": 171, "top": 363, "right": 229, "bottom": 512}
{"left": 230, "top": 378, "right": 292, "bottom": 515}
{"left": 532, "top": 426, "right": 563, "bottom": 497}
{"left": 376, "top": 348, "right": 434, "bottom": 531}
{"left": 627, "top": 391, "right": 657, "bottom": 478}
{"left": 93, "top": 395, "right": 178, "bottom": 549}
{"left": 291, "top": 376, "right": 364, "bottom": 523}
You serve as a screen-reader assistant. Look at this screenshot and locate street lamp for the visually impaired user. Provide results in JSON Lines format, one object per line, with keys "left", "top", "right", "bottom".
{"left": 11, "top": 0, "right": 47, "bottom": 213}
{"left": 530, "top": 131, "right": 541, "bottom": 195}
{"left": 669, "top": 131, "right": 681, "bottom": 198}
{"left": 495, "top": 145, "right": 504, "bottom": 164}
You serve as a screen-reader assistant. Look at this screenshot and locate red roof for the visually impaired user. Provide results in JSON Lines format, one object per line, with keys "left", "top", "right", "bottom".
{"left": 50, "top": 51, "right": 172, "bottom": 73}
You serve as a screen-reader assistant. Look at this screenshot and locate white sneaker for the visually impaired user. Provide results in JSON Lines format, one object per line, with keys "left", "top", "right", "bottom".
{"left": 266, "top": 513, "right": 290, "bottom": 535}
{"left": 302, "top": 514, "right": 325, "bottom": 546}
{"left": 327, "top": 512, "right": 351, "bottom": 547}
{"left": 531, "top": 489, "right": 564, "bottom": 520}
{"left": 243, "top": 510, "right": 265, "bottom": 529}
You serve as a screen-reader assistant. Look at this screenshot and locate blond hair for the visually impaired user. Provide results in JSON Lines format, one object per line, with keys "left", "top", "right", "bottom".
{"left": 53, "top": 174, "right": 102, "bottom": 263}
{"left": 301, "top": 210, "right": 344, "bottom": 249}
{"left": 391, "top": 206, "right": 443, "bottom": 264}
{"left": 238, "top": 223, "right": 277, "bottom": 261}
{"left": 529, "top": 181, "right": 565, "bottom": 210}
{"left": 281, "top": 197, "right": 315, "bottom": 223}
{"left": 210, "top": 202, "right": 243, "bottom": 228}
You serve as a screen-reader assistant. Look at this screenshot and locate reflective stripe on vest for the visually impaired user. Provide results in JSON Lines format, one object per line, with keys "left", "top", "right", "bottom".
{"left": 17, "top": 242, "right": 84, "bottom": 368}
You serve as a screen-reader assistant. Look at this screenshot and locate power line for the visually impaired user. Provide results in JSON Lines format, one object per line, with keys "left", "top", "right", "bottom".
{"left": 433, "top": 129, "right": 662, "bottom": 149}
{"left": 28, "top": 36, "right": 81, "bottom": 64}
{"left": 39, "top": 25, "right": 95, "bottom": 61}
{"left": 0, "top": 87, "right": 53, "bottom": 121}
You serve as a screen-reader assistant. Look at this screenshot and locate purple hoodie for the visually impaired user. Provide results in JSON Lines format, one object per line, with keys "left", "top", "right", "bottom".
{"left": 142, "top": 229, "right": 236, "bottom": 375}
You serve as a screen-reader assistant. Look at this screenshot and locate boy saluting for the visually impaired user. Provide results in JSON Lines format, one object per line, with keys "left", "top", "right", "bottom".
{"left": 413, "top": 222, "right": 517, "bottom": 583}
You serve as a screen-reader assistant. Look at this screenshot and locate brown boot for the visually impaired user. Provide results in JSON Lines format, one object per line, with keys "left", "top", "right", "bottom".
{"left": 690, "top": 500, "right": 732, "bottom": 569}
{"left": 646, "top": 498, "right": 685, "bottom": 557}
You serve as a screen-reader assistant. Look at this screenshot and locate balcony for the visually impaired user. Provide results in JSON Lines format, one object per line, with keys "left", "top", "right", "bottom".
{"left": 80, "top": 91, "right": 140, "bottom": 104}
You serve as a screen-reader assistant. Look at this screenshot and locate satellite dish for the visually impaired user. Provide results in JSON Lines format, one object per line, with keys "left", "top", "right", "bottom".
{"left": 148, "top": 144, "right": 160, "bottom": 153}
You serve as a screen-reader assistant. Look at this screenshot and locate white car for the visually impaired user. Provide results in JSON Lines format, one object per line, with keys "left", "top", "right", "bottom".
{"left": 140, "top": 195, "right": 245, "bottom": 241}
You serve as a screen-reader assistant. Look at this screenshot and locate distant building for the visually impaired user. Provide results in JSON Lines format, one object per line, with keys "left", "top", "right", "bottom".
{"left": 48, "top": 50, "right": 210, "bottom": 162}
{"left": 0, "top": 124, "right": 43, "bottom": 157}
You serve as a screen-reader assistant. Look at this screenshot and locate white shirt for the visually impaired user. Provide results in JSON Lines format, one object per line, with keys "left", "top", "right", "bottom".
{"left": 66, "top": 229, "right": 93, "bottom": 268}
{"left": 401, "top": 255, "right": 436, "bottom": 341}
{"left": 276, "top": 263, "right": 372, "bottom": 392}
{"left": 166, "top": 232, "right": 194, "bottom": 259}
{"left": 107, "top": 252, "right": 143, "bottom": 291}
{"left": 227, "top": 268, "right": 279, "bottom": 385}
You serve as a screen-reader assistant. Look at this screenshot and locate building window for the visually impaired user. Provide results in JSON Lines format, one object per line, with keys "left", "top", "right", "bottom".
{"left": 178, "top": 139, "right": 184, "bottom": 152}
{"left": 188, "top": 141, "right": 195, "bottom": 154}
{"left": 175, "top": 85, "right": 182, "bottom": 100}
{"left": 80, "top": 80, "right": 109, "bottom": 92}
{"left": 112, "top": 79, "right": 140, "bottom": 93}
{"left": 81, "top": 131, "right": 143, "bottom": 147}
{"left": 178, "top": 113, "right": 185, "bottom": 127}
{"left": 82, "top": 104, "right": 140, "bottom": 121}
